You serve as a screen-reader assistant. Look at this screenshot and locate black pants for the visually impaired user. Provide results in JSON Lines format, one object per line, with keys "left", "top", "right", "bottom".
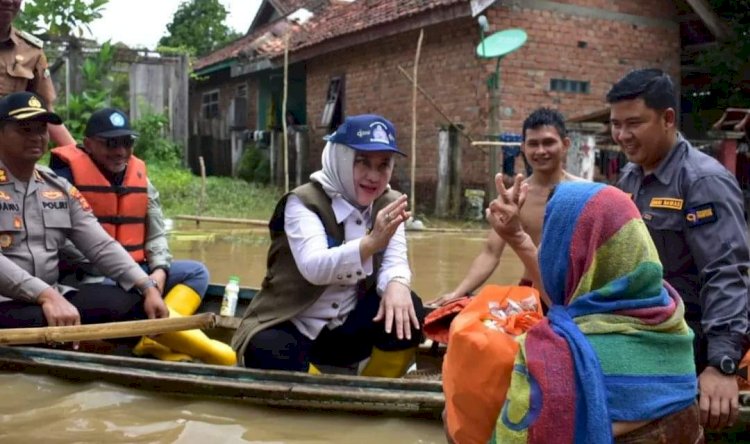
{"left": 0, "top": 284, "right": 147, "bottom": 328}
{"left": 244, "top": 288, "right": 425, "bottom": 371}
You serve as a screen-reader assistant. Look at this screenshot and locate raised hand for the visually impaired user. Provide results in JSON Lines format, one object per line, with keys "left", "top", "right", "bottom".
{"left": 486, "top": 173, "right": 528, "bottom": 243}
{"left": 360, "top": 194, "right": 410, "bottom": 260}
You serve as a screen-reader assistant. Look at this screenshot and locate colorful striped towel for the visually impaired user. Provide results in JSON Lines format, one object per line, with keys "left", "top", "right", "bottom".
{"left": 496, "top": 182, "right": 696, "bottom": 444}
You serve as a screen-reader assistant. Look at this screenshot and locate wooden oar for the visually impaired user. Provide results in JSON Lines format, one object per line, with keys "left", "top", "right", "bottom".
{"left": 0, "top": 313, "right": 217, "bottom": 345}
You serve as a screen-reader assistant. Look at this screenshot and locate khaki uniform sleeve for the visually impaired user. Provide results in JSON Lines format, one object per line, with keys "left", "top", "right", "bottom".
{"left": 29, "top": 51, "right": 56, "bottom": 106}
{"left": 66, "top": 185, "right": 148, "bottom": 290}
{"left": 144, "top": 179, "right": 172, "bottom": 270}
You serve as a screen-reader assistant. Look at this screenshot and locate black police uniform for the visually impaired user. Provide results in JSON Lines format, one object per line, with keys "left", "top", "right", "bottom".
{"left": 618, "top": 136, "right": 750, "bottom": 372}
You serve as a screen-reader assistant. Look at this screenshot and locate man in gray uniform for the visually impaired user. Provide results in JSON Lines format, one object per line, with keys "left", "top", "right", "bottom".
{"left": 610, "top": 69, "right": 750, "bottom": 430}
{"left": 0, "top": 91, "right": 168, "bottom": 330}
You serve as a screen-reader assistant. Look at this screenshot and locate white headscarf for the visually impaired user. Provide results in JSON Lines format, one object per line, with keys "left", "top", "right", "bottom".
{"left": 309, "top": 141, "right": 359, "bottom": 207}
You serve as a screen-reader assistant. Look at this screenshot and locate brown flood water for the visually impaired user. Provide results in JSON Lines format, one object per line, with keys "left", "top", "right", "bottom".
{"left": 2, "top": 221, "right": 524, "bottom": 443}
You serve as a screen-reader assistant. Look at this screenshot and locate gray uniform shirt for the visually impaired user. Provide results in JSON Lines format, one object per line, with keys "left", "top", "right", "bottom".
{"left": 617, "top": 136, "right": 750, "bottom": 363}
{"left": 0, "top": 162, "right": 148, "bottom": 303}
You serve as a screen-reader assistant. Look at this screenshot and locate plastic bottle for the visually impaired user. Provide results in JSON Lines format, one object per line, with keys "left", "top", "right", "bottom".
{"left": 220, "top": 276, "right": 240, "bottom": 317}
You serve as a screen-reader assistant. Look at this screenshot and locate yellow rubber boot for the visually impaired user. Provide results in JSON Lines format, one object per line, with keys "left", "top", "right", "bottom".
{"left": 133, "top": 284, "right": 204, "bottom": 361}
{"left": 163, "top": 284, "right": 202, "bottom": 316}
{"left": 360, "top": 347, "right": 416, "bottom": 378}
{"left": 150, "top": 308, "right": 237, "bottom": 366}
{"left": 132, "top": 337, "right": 193, "bottom": 362}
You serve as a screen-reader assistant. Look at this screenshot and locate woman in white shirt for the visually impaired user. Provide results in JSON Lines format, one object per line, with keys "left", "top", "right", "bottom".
{"left": 232, "top": 114, "right": 423, "bottom": 376}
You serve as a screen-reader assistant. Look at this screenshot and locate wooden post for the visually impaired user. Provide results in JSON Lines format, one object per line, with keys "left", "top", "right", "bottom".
{"left": 282, "top": 33, "right": 290, "bottom": 193}
{"left": 410, "top": 29, "right": 424, "bottom": 214}
{"left": 448, "top": 126, "right": 462, "bottom": 217}
{"left": 197, "top": 156, "right": 206, "bottom": 227}
{"left": 269, "top": 130, "right": 278, "bottom": 187}
{"left": 295, "top": 128, "right": 308, "bottom": 187}
{"left": 435, "top": 128, "right": 450, "bottom": 218}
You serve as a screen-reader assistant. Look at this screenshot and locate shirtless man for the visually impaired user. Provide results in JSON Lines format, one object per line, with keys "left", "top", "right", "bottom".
{"left": 428, "top": 108, "right": 580, "bottom": 307}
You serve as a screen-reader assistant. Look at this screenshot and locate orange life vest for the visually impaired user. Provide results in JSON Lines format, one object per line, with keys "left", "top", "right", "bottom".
{"left": 51, "top": 144, "right": 148, "bottom": 263}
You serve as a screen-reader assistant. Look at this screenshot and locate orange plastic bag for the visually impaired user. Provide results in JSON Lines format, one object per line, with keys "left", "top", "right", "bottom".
{"left": 442, "top": 285, "right": 543, "bottom": 444}
{"left": 424, "top": 297, "right": 472, "bottom": 344}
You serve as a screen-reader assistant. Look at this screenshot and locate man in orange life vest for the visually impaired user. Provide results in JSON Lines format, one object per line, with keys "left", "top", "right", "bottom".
{"left": 49, "top": 108, "right": 220, "bottom": 363}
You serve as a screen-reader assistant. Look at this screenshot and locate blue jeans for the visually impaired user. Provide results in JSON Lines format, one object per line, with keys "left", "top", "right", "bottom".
{"left": 160, "top": 260, "right": 210, "bottom": 296}
{"left": 102, "top": 260, "right": 210, "bottom": 297}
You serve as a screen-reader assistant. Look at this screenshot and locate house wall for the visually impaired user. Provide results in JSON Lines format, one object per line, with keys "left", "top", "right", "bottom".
{"left": 304, "top": 0, "right": 680, "bottom": 212}
{"left": 189, "top": 71, "right": 258, "bottom": 135}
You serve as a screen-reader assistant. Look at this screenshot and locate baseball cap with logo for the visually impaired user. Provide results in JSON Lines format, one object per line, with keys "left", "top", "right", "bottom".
{"left": 0, "top": 91, "right": 62, "bottom": 124}
{"left": 324, "top": 114, "right": 405, "bottom": 156}
{"left": 85, "top": 108, "right": 138, "bottom": 138}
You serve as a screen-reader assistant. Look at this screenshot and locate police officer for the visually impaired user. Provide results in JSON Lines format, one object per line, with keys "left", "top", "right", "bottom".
{"left": 609, "top": 69, "right": 750, "bottom": 430}
{"left": 0, "top": 91, "right": 168, "bottom": 331}
{"left": 0, "top": 0, "right": 74, "bottom": 146}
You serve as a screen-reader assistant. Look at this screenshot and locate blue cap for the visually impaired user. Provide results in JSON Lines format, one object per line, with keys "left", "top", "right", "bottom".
{"left": 324, "top": 114, "right": 405, "bottom": 156}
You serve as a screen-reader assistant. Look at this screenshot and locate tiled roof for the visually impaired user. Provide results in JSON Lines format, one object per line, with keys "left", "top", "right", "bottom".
{"left": 195, "top": 0, "right": 466, "bottom": 71}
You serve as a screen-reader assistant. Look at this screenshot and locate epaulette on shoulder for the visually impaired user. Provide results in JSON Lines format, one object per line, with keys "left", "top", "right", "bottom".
{"left": 36, "top": 165, "right": 56, "bottom": 177}
{"left": 16, "top": 29, "right": 43, "bottom": 49}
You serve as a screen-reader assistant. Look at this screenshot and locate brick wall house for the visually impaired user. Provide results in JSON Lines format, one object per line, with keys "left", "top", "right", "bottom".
{"left": 192, "top": 0, "right": 686, "bottom": 213}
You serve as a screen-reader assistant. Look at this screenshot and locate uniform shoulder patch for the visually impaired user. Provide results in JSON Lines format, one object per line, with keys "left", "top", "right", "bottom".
{"left": 16, "top": 29, "right": 43, "bottom": 48}
{"left": 685, "top": 203, "right": 717, "bottom": 228}
{"left": 69, "top": 186, "right": 92, "bottom": 212}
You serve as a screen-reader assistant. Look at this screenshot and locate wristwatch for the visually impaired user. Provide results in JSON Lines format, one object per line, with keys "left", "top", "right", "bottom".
{"left": 137, "top": 278, "right": 159, "bottom": 295}
{"left": 713, "top": 355, "right": 737, "bottom": 376}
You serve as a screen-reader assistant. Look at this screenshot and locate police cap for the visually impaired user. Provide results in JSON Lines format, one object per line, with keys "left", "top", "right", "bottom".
{"left": 0, "top": 92, "right": 62, "bottom": 125}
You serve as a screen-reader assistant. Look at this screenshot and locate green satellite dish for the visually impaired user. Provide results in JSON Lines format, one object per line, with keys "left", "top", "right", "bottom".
{"left": 476, "top": 28, "right": 527, "bottom": 59}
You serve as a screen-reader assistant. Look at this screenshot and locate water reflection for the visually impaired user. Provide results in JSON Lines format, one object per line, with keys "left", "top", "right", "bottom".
{"left": 0, "top": 373, "right": 444, "bottom": 443}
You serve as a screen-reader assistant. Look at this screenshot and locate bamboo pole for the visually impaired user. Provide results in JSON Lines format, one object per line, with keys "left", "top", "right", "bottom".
{"left": 410, "top": 29, "right": 424, "bottom": 216}
{"left": 174, "top": 215, "right": 268, "bottom": 226}
{"left": 396, "top": 65, "right": 474, "bottom": 144}
{"left": 0, "top": 313, "right": 217, "bottom": 345}
{"left": 471, "top": 141, "right": 522, "bottom": 147}
{"left": 282, "top": 33, "right": 290, "bottom": 193}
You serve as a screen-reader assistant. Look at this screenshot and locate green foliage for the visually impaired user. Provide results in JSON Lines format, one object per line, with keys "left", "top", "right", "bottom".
{"left": 237, "top": 144, "right": 270, "bottom": 185}
{"left": 132, "top": 112, "right": 181, "bottom": 165}
{"left": 56, "top": 41, "right": 128, "bottom": 141}
{"left": 16, "top": 0, "right": 108, "bottom": 37}
{"left": 696, "top": 0, "right": 750, "bottom": 108}
{"left": 159, "top": 0, "right": 240, "bottom": 57}
{"left": 148, "top": 162, "right": 282, "bottom": 219}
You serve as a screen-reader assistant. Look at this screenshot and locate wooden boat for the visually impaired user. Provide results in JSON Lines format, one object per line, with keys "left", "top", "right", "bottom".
{"left": 0, "top": 346, "right": 443, "bottom": 417}
{"left": 0, "top": 284, "right": 445, "bottom": 418}
{"left": 2, "top": 284, "right": 750, "bottom": 430}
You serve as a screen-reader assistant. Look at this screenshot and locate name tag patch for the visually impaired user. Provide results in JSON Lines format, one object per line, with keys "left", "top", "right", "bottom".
{"left": 685, "top": 203, "right": 717, "bottom": 228}
{"left": 650, "top": 197, "right": 683, "bottom": 210}
{"left": 0, "top": 202, "right": 20, "bottom": 212}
